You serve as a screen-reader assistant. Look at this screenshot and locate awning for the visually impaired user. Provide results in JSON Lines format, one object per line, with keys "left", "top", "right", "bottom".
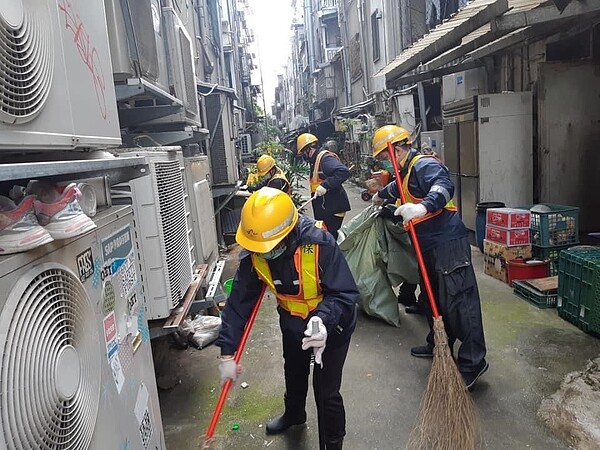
{"left": 376, "top": 0, "right": 600, "bottom": 88}
{"left": 197, "top": 81, "right": 239, "bottom": 100}
{"left": 377, "top": 0, "right": 511, "bottom": 85}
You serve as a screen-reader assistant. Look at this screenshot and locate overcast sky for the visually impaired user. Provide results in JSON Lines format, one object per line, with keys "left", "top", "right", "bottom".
{"left": 247, "top": 0, "right": 295, "bottom": 113}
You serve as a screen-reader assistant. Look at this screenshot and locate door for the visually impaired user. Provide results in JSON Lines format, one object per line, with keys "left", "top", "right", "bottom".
{"left": 539, "top": 62, "right": 600, "bottom": 232}
{"left": 443, "top": 124, "right": 459, "bottom": 174}
{"left": 460, "top": 176, "right": 479, "bottom": 232}
{"left": 478, "top": 92, "right": 532, "bottom": 206}
{"left": 459, "top": 121, "right": 478, "bottom": 176}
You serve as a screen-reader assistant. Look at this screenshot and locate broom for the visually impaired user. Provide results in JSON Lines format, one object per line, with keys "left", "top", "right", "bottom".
{"left": 203, "top": 286, "right": 267, "bottom": 449}
{"left": 386, "top": 142, "right": 482, "bottom": 450}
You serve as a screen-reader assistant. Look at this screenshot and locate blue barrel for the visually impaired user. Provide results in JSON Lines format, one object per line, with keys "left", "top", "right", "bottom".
{"left": 476, "top": 202, "right": 505, "bottom": 252}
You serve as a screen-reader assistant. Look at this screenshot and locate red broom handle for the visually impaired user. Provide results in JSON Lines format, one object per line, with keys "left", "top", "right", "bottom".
{"left": 205, "top": 285, "right": 267, "bottom": 439}
{"left": 387, "top": 141, "right": 441, "bottom": 319}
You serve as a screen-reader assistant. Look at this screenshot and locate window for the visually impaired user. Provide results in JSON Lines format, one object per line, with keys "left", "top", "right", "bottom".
{"left": 371, "top": 10, "right": 380, "bottom": 62}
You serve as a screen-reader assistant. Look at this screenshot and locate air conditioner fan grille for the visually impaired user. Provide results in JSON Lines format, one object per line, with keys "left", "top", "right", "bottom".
{"left": 0, "top": 265, "right": 101, "bottom": 450}
{"left": 0, "top": 2, "right": 53, "bottom": 124}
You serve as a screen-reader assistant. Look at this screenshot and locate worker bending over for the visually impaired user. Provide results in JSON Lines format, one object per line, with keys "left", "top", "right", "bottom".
{"left": 216, "top": 187, "right": 358, "bottom": 449}
{"left": 371, "top": 125, "right": 488, "bottom": 390}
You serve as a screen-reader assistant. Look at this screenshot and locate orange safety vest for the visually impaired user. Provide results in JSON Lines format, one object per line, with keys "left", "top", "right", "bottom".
{"left": 310, "top": 150, "right": 340, "bottom": 193}
{"left": 398, "top": 154, "right": 457, "bottom": 225}
{"left": 267, "top": 170, "right": 291, "bottom": 195}
{"left": 251, "top": 222, "right": 324, "bottom": 319}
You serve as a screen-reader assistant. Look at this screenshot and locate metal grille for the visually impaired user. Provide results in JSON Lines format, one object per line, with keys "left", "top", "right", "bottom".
{"left": 206, "top": 94, "right": 228, "bottom": 184}
{"left": 0, "top": 1, "right": 53, "bottom": 124}
{"left": 178, "top": 28, "right": 199, "bottom": 117}
{"left": 154, "top": 160, "right": 193, "bottom": 309}
{"left": 0, "top": 264, "right": 100, "bottom": 450}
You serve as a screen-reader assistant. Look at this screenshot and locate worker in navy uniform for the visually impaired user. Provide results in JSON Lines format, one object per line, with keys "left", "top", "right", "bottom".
{"left": 248, "top": 154, "right": 291, "bottom": 194}
{"left": 296, "top": 133, "right": 351, "bottom": 240}
{"left": 216, "top": 187, "right": 358, "bottom": 449}
{"left": 371, "top": 125, "right": 488, "bottom": 390}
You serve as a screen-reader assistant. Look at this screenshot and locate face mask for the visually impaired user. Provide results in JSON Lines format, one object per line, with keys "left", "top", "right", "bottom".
{"left": 381, "top": 160, "right": 394, "bottom": 174}
{"left": 258, "top": 244, "right": 287, "bottom": 260}
{"left": 302, "top": 150, "right": 312, "bottom": 163}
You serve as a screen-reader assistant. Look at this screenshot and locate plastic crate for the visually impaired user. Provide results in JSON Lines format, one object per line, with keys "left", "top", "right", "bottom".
{"left": 528, "top": 204, "right": 579, "bottom": 247}
{"left": 578, "top": 260, "right": 600, "bottom": 334}
{"left": 557, "top": 247, "right": 600, "bottom": 326}
{"left": 513, "top": 280, "right": 558, "bottom": 309}
{"left": 533, "top": 245, "right": 570, "bottom": 276}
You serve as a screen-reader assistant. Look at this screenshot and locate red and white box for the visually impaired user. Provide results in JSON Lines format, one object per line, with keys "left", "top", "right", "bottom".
{"left": 486, "top": 208, "right": 530, "bottom": 229}
{"left": 485, "top": 225, "right": 530, "bottom": 246}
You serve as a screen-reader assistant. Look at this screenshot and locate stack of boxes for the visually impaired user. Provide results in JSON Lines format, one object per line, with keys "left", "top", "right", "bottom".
{"left": 483, "top": 208, "right": 532, "bottom": 284}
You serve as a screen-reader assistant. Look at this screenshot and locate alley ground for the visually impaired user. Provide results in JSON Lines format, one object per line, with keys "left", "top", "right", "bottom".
{"left": 155, "top": 182, "right": 600, "bottom": 449}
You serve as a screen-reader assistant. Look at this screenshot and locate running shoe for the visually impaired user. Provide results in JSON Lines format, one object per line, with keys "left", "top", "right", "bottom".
{"left": 0, "top": 196, "right": 54, "bottom": 255}
{"left": 28, "top": 181, "right": 97, "bottom": 240}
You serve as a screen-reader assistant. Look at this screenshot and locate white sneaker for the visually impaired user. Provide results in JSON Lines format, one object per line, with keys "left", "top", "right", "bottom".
{"left": 0, "top": 196, "right": 54, "bottom": 255}
{"left": 28, "top": 182, "right": 97, "bottom": 240}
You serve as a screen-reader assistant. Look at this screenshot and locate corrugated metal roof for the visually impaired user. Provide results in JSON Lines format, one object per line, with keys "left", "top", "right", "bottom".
{"left": 378, "top": 0, "right": 509, "bottom": 80}
{"left": 378, "top": 0, "right": 549, "bottom": 84}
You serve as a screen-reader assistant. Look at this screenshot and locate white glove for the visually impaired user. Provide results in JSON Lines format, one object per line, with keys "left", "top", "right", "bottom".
{"left": 394, "top": 203, "right": 427, "bottom": 224}
{"left": 219, "top": 357, "right": 242, "bottom": 386}
{"left": 315, "top": 185, "right": 328, "bottom": 197}
{"left": 371, "top": 192, "right": 384, "bottom": 206}
{"left": 301, "top": 316, "right": 327, "bottom": 367}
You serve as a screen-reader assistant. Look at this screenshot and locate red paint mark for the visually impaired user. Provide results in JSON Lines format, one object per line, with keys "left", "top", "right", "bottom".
{"left": 58, "top": 0, "right": 107, "bottom": 119}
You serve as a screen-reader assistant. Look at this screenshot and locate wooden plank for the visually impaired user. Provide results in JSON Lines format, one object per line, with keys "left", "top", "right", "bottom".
{"left": 162, "top": 264, "right": 209, "bottom": 329}
{"left": 525, "top": 276, "right": 558, "bottom": 293}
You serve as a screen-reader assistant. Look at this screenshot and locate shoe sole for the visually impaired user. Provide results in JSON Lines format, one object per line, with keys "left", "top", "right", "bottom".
{"left": 410, "top": 351, "right": 434, "bottom": 358}
{"left": 0, "top": 227, "right": 54, "bottom": 255}
{"left": 465, "top": 362, "right": 489, "bottom": 390}
{"left": 44, "top": 215, "right": 96, "bottom": 240}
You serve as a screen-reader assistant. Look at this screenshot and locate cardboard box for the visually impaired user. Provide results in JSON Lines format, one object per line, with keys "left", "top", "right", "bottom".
{"left": 487, "top": 208, "right": 530, "bottom": 229}
{"left": 483, "top": 239, "right": 532, "bottom": 283}
{"left": 486, "top": 225, "right": 530, "bottom": 246}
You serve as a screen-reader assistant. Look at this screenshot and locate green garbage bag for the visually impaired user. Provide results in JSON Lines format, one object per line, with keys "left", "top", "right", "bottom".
{"left": 338, "top": 205, "right": 418, "bottom": 327}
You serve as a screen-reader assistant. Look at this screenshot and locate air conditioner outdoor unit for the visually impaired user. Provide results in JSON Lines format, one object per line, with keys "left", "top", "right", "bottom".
{"left": 104, "top": 0, "right": 170, "bottom": 90}
{"left": 114, "top": 149, "right": 194, "bottom": 320}
{"left": 0, "top": 0, "right": 120, "bottom": 151}
{"left": 163, "top": 6, "right": 201, "bottom": 122}
{"left": 183, "top": 155, "right": 219, "bottom": 267}
{"left": 0, "top": 206, "right": 164, "bottom": 449}
{"left": 239, "top": 133, "right": 253, "bottom": 157}
{"left": 442, "top": 67, "right": 487, "bottom": 104}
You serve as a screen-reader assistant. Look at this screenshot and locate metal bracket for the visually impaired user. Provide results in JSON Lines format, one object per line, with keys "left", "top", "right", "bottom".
{"left": 205, "top": 259, "right": 226, "bottom": 304}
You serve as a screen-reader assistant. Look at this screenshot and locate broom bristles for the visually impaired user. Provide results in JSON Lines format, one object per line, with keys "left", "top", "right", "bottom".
{"left": 406, "top": 317, "right": 483, "bottom": 450}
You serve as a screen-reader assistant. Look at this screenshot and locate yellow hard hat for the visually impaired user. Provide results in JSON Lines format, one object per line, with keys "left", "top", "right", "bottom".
{"left": 296, "top": 133, "right": 318, "bottom": 154}
{"left": 256, "top": 154, "right": 276, "bottom": 176}
{"left": 372, "top": 125, "right": 411, "bottom": 157}
{"left": 236, "top": 187, "right": 299, "bottom": 253}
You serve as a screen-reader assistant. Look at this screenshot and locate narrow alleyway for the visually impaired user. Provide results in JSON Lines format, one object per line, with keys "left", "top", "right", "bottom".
{"left": 156, "top": 182, "right": 600, "bottom": 449}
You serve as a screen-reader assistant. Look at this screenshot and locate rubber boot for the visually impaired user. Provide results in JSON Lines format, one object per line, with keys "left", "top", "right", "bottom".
{"left": 265, "top": 397, "right": 306, "bottom": 435}
{"left": 325, "top": 438, "right": 344, "bottom": 450}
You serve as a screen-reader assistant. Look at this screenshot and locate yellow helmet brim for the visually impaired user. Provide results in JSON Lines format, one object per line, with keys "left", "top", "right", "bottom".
{"left": 235, "top": 204, "right": 299, "bottom": 253}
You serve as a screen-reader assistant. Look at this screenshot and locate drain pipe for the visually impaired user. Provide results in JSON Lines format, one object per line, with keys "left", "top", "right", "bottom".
{"left": 305, "top": 0, "right": 316, "bottom": 74}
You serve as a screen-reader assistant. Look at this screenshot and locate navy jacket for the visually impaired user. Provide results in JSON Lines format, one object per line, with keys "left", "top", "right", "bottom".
{"left": 216, "top": 214, "right": 359, "bottom": 356}
{"left": 377, "top": 149, "right": 467, "bottom": 252}
{"left": 310, "top": 150, "right": 351, "bottom": 219}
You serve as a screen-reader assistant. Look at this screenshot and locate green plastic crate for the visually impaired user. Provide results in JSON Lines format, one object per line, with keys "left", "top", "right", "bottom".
{"left": 513, "top": 280, "right": 558, "bottom": 309}
{"left": 578, "top": 260, "right": 600, "bottom": 334}
{"left": 529, "top": 204, "right": 579, "bottom": 247}
{"left": 557, "top": 247, "right": 600, "bottom": 327}
{"left": 533, "top": 245, "right": 570, "bottom": 276}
